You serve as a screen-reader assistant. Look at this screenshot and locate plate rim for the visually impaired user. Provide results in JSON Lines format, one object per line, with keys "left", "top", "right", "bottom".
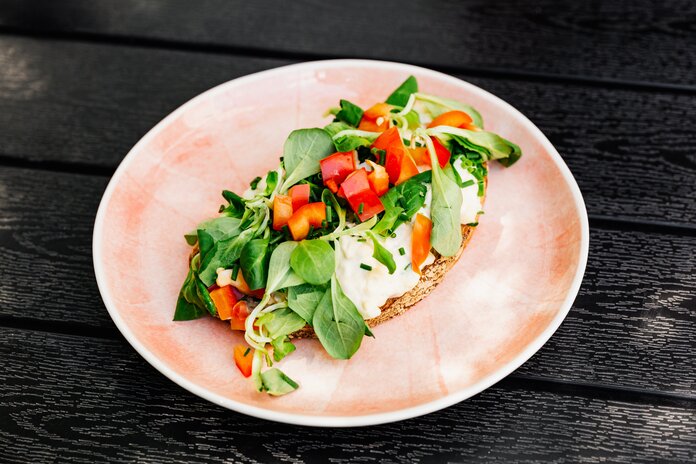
{"left": 93, "top": 58, "right": 589, "bottom": 427}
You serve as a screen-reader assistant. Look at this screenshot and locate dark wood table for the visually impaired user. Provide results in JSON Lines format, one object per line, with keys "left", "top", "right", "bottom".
{"left": 1, "top": 1, "right": 694, "bottom": 462}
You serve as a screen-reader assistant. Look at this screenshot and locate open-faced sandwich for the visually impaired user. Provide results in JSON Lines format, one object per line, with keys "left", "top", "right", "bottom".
{"left": 174, "top": 76, "right": 522, "bottom": 395}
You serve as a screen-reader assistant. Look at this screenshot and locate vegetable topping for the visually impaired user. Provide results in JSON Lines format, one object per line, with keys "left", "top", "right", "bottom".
{"left": 174, "top": 75, "right": 522, "bottom": 395}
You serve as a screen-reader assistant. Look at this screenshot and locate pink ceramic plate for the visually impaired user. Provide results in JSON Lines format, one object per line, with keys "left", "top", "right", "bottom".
{"left": 93, "top": 60, "right": 588, "bottom": 427}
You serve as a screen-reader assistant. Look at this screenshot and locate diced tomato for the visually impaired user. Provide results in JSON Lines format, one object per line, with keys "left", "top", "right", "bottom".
{"left": 272, "top": 194, "right": 293, "bottom": 231}
{"left": 320, "top": 152, "right": 355, "bottom": 190}
{"left": 289, "top": 184, "right": 310, "bottom": 211}
{"left": 340, "top": 169, "right": 385, "bottom": 221}
{"left": 233, "top": 345, "right": 253, "bottom": 377}
{"left": 287, "top": 202, "right": 327, "bottom": 240}
{"left": 229, "top": 300, "right": 250, "bottom": 330}
{"left": 358, "top": 103, "right": 393, "bottom": 131}
{"left": 430, "top": 137, "right": 451, "bottom": 168}
{"left": 209, "top": 285, "right": 238, "bottom": 320}
{"left": 427, "top": 110, "right": 474, "bottom": 129}
{"left": 366, "top": 160, "right": 389, "bottom": 196}
{"left": 411, "top": 214, "right": 432, "bottom": 274}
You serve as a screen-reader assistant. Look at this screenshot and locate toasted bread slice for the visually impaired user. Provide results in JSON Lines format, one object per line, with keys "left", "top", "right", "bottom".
{"left": 191, "top": 173, "right": 486, "bottom": 339}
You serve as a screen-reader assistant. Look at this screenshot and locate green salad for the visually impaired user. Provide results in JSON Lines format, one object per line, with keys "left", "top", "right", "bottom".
{"left": 174, "top": 76, "right": 522, "bottom": 395}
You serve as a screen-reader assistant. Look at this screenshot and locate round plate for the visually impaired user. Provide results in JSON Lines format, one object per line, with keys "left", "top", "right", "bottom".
{"left": 93, "top": 60, "right": 588, "bottom": 427}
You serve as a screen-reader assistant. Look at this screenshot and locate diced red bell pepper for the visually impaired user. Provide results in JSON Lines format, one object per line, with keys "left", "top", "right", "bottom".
{"left": 340, "top": 169, "right": 385, "bottom": 221}
{"left": 372, "top": 127, "right": 418, "bottom": 185}
{"left": 412, "top": 213, "right": 432, "bottom": 274}
{"left": 209, "top": 285, "right": 239, "bottom": 321}
{"left": 229, "top": 300, "right": 250, "bottom": 330}
{"left": 430, "top": 137, "right": 451, "bottom": 168}
{"left": 427, "top": 110, "right": 474, "bottom": 129}
{"left": 358, "top": 103, "right": 393, "bottom": 132}
{"left": 289, "top": 184, "right": 310, "bottom": 211}
{"left": 287, "top": 202, "right": 327, "bottom": 240}
{"left": 366, "top": 160, "right": 389, "bottom": 196}
{"left": 272, "top": 194, "right": 293, "bottom": 231}
{"left": 233, "top": 344, "right": 253, "bottom": 377}
{"left": 320, "top": 152, "right": 355, "bottom": 191}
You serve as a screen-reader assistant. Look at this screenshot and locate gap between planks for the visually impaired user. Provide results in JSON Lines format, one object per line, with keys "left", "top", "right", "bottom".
{"left": 0, "top": 25, "right": 695, "bottom": 95}
{"left": 1, "top": 154, "right": 694, "bottom": 237}
{"left": 1, "top": 318, "right": 694, "bottom": 407}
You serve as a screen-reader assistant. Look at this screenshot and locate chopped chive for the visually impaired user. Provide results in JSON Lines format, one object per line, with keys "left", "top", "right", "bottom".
{"left": 460, "top": 179, "right": 475, "bottom": 188}
{"left": 404, "top": 263, "right": 412, "bottom": 271}
{"left": 243, "top": 348, "right": 251, "bottom": 357}
{"left": 466, "top": 222, "right": 479, "bottom": 227}
{"left": 231, "top": 264, "right": 239, "bottom": 280}
{"left": 358, "top": 203, "right": 364, "bottom": 215}
{"left": 390, "top": 232, "right": 397, "bottom": 238}
{"left": 478, "top": 210, "right": 485, "bottom": 215}
{"left": 398, "top": 247, "right": 406, "bottom": 256}
{"left": 360, "top": 263, "right": 372, "bottom": 271}
{"left": 250, "top": 176, "right": 262, "bottom": 189}
{"left": 357, "top": 237, "right": 367, "bottom": 242}
{"left": 326, "top": 204, "right": 332, "bottom": 222}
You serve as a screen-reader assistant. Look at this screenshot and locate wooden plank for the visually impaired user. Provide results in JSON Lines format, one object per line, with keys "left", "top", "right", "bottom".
{"left": 1, "top": 166, "right": 695, "bottom": 396}
{"left": 0, "top": 328, "right": 693, "bottom": 463}
{"left": 0, "top": 37, "right": 695, "bottom": 225}
{"left": 0, "top": 0, "right": 695, "bottom": 87}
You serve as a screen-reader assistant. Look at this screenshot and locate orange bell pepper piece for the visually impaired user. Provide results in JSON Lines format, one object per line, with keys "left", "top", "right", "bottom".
{"left": 366, "top": 160, "right": 389, "bottom": 196}
{"left": 407, "top": 137, "right": 450, "bottom": 168}
{"left": 272, "top": 194, "right": 293, "bottom": 231}
{"left": 233, "top": 345, "right": 253, "bottom": 377}
{"left": 412, "top": 213, "right": 432, "bottom": 274}
{"left": 408, "top": 146, "right": 429, "bottom": 166}
{"left": 358, "top": 103, "right": 393, "bottom": 131}
{"left": 287, "top": 202, "right": 327, "bottom": 240}
{"left": 427, "top": 110, "right": 474, "bottom": 129}
{"left": 372, "top": 127, "right": 417, "bottom": 185}
{"left": 395, "top": 153, "right": 419, "bottom": 185}
{"left": 209, "top": 285, "right": 238, "bottom": 320}
{"left": 289, "top": 184, "right": 310, "bottom": 211}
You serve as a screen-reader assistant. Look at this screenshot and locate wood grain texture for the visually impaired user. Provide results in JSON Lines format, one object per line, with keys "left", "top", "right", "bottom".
{"left": 0, "top": 36, "right": 695, "bottom": 225}
{"left": 0, "top": 0, "right": 695, "bottom": 87}
{"left": 1, "top": 166, "right": 694, "bottom": 396}
{"left": 0, "top": 328, "right": 694, "bottom": 464}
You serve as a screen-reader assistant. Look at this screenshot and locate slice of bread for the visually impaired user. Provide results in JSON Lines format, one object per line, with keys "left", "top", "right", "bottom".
{"left": 192, "top": 172, "right": 486, "bottom": 339}
{"left": 291, "top": 175, "right": 487, "bottom": 339}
